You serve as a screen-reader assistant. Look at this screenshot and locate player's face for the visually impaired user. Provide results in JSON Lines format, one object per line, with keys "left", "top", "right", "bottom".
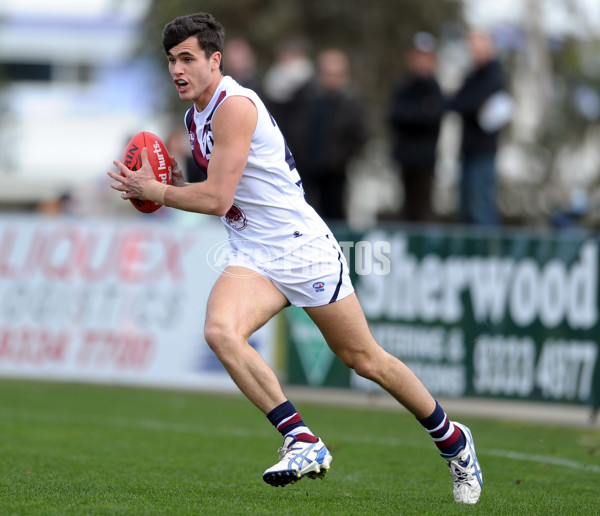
{"left": 167, "top": 36, "right": 221, "bottom": 106}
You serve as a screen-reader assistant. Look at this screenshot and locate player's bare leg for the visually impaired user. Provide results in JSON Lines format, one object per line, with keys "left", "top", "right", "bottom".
{"left": 204, "top": 265, "right": 332, "bottom": 487}
{"left": 305, "top": 293, "right": 482, "bottom": 503}
{"left": 304, "top": 293, "right": 436, "bottom": 418}
{"left": 204, "top": 266, "right": 289, "bottom": 413}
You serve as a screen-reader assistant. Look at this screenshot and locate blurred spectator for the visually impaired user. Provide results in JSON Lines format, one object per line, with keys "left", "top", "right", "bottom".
{"left": 446, "top": 29, "right": 510, "bottom": 226}
{"left": 223, "top": 37, "right": 263, "bottom": 94}
{"left": 549, "top": 186, "right": 588, "bottom": 229}
{"left": 292, "top": 49, "right": 368, "bottom": 222}
{"left": 262, "top": 36, "right": 315, "bottom": 154}
{"left": 166, "top": 126, "right": 205, "bottom": 184}
{"left": 35, "top": 191, "right": 73, "bottom": 216}
{"left": 388, "top": 32, "right": 443, "bottom": 223}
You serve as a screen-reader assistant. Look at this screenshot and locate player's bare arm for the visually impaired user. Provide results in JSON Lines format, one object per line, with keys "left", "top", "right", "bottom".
{"left": 162, "top": 95, "right": 257, "bottom": 215}
{"left": 108, "top": 95, "right": 257, "bottom": 215}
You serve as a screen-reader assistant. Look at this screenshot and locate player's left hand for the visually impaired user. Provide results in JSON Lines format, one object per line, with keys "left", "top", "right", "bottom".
{"left": 170, "top": 156, "right": 187, "bottom": 187}
{"left": 108, "top": 147, "right": 156, "bottom": 200}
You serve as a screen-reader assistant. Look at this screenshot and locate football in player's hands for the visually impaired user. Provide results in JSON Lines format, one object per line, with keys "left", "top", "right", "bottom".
{"left": 123, "top": 132, "right": 172, "bottom": 213}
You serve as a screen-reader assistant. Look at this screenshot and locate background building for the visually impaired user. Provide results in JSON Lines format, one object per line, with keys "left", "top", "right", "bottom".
{"left": 0, "top": 0, "right": 162, "bottom": 211}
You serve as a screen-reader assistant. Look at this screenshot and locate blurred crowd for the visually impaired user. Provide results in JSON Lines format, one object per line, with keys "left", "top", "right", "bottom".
{"left": 38, "top": 28, "right": 517, "bottom": 229}
{"left": 216, "top": 27, "right": 512, "bottom": 228}
{"left": 388, "top": 29, "right": 511, "bottom": 226}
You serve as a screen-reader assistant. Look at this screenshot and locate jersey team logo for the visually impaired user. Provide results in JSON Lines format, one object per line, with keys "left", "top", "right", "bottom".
{"left": 224, "top": 204, "right": 247, "bottom": 230}
{"left": 312, "top": 281, "right": 325, "bottom": 292}
{"left": 201, "top": 121, "right": 215, "bottom": 160}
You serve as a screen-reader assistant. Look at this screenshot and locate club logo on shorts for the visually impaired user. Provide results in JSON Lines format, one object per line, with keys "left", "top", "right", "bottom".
{"left": 224, "top": 203, "right": 247, "bottom": 230}
{"left": 312, "top": 281, "right": 325, "bottom": 292}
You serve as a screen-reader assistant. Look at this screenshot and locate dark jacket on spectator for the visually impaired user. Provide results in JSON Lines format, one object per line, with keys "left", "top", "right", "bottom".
{"left": 446, "top": 59, "right": 505, "bottom": 156}
{"left": 293, "top": 83, "right": 367, "bottom": 179}
{"left": 389, "top": 75, "right": 443, "bottom": 170}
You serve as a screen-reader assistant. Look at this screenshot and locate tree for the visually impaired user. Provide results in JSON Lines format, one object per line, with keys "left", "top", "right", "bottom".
{"left": 499, "top": 0, "right": 600, "bottom": 226}
{"left": 140, "top": 0, "right": 463, "bottom": 133}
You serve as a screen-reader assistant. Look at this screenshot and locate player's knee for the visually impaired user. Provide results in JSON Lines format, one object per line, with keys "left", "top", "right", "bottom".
{"left": 352, "top": 360, "right": 380, "bottom": 381}
{"left": 339, "top": 350, "right": 379, "bottom": 380}
{"left": 204, "top": 318, "right": 234, "bottom": 355}
{"left": 339, "top": 342, "right": 392, "bottom": 382}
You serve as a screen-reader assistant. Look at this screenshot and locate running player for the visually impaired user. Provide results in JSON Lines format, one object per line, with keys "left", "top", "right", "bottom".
{"left": 107, "top": 12, "right": 482, "bottom": 504}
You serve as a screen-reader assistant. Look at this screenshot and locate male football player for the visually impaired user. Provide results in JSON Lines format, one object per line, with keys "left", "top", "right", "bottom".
{"left": 108, "top": 12, "right": 482, "bottom": 504}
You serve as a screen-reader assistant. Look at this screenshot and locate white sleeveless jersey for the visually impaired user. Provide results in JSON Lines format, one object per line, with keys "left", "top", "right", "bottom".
{"left": 185, "top": 75, "right": 331, "bottom": 258}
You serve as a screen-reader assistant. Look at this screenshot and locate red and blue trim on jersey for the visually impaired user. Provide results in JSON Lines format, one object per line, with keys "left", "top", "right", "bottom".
{"left": 185, "top": 90, "right": 227, "bottom": 180}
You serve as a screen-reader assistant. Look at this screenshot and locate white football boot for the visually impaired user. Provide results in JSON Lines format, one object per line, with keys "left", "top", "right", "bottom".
{"left": 443, "top": 422, "right": 483, "bottom": 504}
{"left": 263, "top": 435, "right": 333, "bottom": 487}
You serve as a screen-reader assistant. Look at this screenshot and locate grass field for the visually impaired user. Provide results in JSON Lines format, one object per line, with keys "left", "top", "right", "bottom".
{"left": 0, "top": 379, "right": 598, "bottom": 515}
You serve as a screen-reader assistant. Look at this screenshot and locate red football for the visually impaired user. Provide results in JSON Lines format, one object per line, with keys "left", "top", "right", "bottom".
{"left": 122, "top": 131, "right": 172, "bottom": 213}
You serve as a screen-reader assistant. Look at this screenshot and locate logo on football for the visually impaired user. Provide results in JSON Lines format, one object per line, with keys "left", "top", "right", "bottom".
{"left": 122, "top": 131, "right": 172, "bottom": 213}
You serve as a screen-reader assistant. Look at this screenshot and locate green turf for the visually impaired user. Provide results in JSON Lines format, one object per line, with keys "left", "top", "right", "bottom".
{"left": 0, "top": 379, "right": 598, "bottom": 515}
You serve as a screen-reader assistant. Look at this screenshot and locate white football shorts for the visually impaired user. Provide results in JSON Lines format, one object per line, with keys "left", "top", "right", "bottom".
{"left": 227, "top": 234, "right": 354, "bottom": 307}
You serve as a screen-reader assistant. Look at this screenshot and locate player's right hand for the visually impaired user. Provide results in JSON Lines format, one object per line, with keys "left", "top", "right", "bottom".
{"left": 109, "top": 147, "right": 157, "bottom": 200}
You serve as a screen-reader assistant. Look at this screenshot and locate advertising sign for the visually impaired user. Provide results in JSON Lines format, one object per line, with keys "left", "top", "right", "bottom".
{"left": 287, "top": 226, "right": 600, "bottom": 409}
{"left": 0, "top": 215, "right": 277, "bottom": 390}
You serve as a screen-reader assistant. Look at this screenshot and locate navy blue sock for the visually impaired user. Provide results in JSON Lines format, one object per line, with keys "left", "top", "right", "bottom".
{"left": 418, "top": 401, "right": 465, "bottom": 456}
{"left": 266, "top": 400, "right": 317, "bottom": 443}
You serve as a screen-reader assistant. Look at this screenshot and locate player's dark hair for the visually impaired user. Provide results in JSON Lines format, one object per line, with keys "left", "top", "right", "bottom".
{"left": 162, "top": 13, "right": 225, "bottom": 72}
